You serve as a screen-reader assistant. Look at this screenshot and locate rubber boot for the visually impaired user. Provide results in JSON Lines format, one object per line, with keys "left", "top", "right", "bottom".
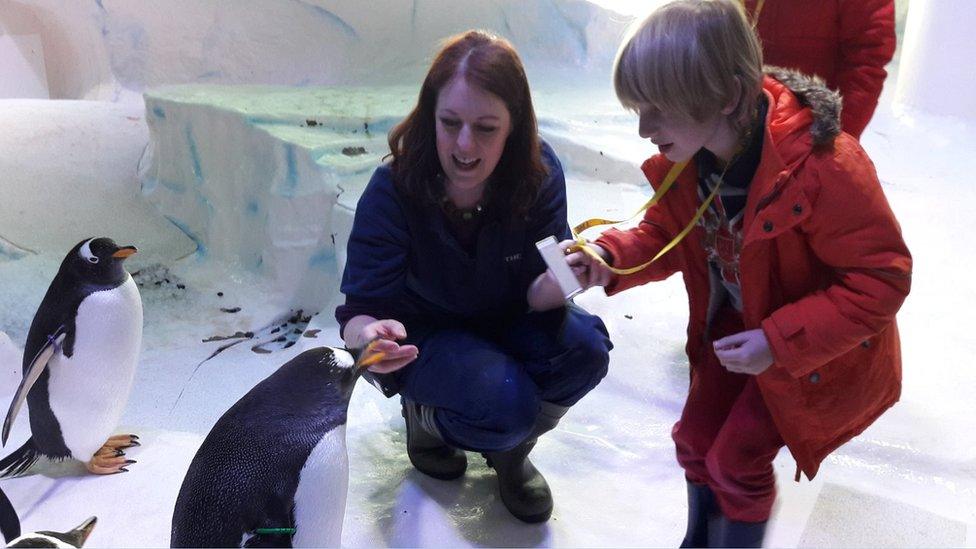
{"left": 679, "top": 481, "right": 716, "bottom": 548}
{"left": 707, "top": 513, "right": 767, "bottom": 548}
{"left": 402, "top": 398, "right": 467, "bottom": 480}
{"left": 484, "top": 401, "right": 568, "bottom": 523}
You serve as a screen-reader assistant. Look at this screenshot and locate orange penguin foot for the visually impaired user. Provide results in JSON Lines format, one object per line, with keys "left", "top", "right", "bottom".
{"left": 86, "top": 434, "right": 140, "bottom": 474}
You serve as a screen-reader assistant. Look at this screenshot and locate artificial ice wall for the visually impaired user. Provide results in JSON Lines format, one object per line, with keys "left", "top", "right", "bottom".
{"left": 0, "top": 0, "right": 633, "bottom": 311}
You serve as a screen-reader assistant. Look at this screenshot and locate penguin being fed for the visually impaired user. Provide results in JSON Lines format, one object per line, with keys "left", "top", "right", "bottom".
{"left": 5, "top": 516, "right": 97, "bottom": 548}
{"left": 0, "top": 237, "right": 142, "bottom": 477}
{"left": 171, "top": 345, "right": 379, "bottom": 548}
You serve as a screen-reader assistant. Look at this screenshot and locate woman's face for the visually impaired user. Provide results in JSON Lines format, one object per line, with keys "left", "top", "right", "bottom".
{"left": 435, "top": 76, "right": 512, "bottom": 205}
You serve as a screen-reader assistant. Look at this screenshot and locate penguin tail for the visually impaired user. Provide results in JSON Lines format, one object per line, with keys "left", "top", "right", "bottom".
{"left": 0, "top": 438, "right": 39, "bottom": 479}
{"left": 0, "top": 485, "right": 21, "bottom": 543}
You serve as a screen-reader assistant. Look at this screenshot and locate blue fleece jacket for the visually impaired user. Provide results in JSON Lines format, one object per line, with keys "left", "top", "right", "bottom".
{"left": 335, "top": 143, "right": 570, "bottom": 334}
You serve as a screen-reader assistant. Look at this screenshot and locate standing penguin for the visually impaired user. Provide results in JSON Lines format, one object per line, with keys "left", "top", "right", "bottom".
{"left": 171, "top": 346, "right": 366, "bottom": 548}
{"left": 1, "top": 237, "right": 142, "bottom": 476}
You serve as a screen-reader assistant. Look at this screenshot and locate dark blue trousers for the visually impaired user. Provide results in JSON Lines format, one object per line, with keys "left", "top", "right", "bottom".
{"left": 396, "top": 304, "right": 612, "bottom": 453}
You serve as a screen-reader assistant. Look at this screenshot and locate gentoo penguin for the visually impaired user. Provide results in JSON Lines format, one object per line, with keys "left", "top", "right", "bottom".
{"left": 0, "top": 237, "right": 142, "bottom": 477}
{"left": 5, "top": 516, "right": 97, "bottom": 548}
{"left": 171, "top": 346, "right": 370, "bottom": 548}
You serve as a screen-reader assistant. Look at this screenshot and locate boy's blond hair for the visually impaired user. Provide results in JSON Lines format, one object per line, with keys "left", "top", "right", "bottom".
{"left": 613, "top": 0, "right": 763, "bottom": 134}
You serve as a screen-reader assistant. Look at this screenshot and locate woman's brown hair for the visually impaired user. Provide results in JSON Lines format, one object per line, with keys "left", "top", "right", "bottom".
{"left": 387, "top": 30, "right": 546, "bottom": 216}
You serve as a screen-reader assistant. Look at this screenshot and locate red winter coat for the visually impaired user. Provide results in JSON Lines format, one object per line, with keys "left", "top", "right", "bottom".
{"left": 742, "top": 0, "right": 896, "bottom": 139}
{"left": 596, "top": 71, "right": 911, "bottom": 480}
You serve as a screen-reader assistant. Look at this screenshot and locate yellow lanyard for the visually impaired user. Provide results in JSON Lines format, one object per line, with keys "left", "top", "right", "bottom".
{"left": 570, "top": 158, "right": 733, "bottom": 276}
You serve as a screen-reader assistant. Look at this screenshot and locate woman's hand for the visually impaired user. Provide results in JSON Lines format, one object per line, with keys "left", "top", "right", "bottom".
{"left": 561, "top": 239, "right": 614, "bottom": 290}
{"left": 526, "top": 239, "right": 614, "bottom": 311}
{"left": 712, "top": 329, "right": 774, "bottom": 375}
{"left": 353, "top": 319, "right": 419, "bottom": 374}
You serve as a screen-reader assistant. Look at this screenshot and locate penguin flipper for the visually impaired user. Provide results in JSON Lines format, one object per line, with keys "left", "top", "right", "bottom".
{"left": 0, "top": 439, "right": 40, "bottom": 479}
{"left": 0, "top": 485, "right": 21, "bottom": 543}
{"left": 3, "top": 332, "right": 66, "bottom": 446}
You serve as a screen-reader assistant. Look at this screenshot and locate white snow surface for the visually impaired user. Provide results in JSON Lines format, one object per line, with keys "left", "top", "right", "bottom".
{"left": 1, "top": 1, "right": 975, "bottom": 547}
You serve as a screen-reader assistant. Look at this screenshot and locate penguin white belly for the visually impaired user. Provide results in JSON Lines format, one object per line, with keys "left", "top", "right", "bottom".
{"left": 47, "top": 276, "right": 143, "bottom": 459}
{"left": 291, "top": 424, "right": 348, "bottom": 548}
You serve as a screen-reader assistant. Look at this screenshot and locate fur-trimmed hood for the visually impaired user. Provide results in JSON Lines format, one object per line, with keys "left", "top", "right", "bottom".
{"left": 764, "top": 66, "right": 842, "bottom": 147}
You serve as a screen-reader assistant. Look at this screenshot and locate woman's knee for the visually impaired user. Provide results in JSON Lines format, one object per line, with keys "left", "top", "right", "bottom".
{"left": 442, "top": 361, "right": 538, "bottom": 450}
{"left": 567, "top": 307, "right": 612, "bottom": 362}
{"left": 576, "top": 328, "right": 612, "bottom": 378}
{"left": 554, "top": 311, "right": 612, "bottom": 393}
{"left": 482, "top": 367, "right": 538, "bottom": 438}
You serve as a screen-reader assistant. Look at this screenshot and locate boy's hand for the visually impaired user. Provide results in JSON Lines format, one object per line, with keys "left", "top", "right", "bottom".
{"left": 561, "top": 239, "right": 614, "bottom": 289}
{"left": 357, "top": 319, "right": 419, "bottom": 374}
{"left": 713, "top": 329, "right": 774, "bottom": 375}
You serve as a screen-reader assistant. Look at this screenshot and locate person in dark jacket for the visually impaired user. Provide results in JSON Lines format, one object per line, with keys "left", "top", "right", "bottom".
{"left": 742, "top": 0, "right": 896, "bottom": 139}
{"left": 335, "top": 30, "right": 612, "bottom": 524}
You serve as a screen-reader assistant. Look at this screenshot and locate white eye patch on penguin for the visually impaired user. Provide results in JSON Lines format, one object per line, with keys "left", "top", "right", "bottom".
{"left": 79, "top": 239, "right": 99, "bottom": 264}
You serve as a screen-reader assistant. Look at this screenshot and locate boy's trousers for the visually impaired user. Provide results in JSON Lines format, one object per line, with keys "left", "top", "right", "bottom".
{"left": 672, "top": 309, "right": 786, "bottom": 522}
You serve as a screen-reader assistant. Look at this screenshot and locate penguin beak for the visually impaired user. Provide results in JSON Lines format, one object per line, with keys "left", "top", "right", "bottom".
{"left": 353, "top": 339, "right": 386, "bottom": 371}
{"left": 112, "top": 246, "right": 138, "bottom": 259}
{"left": 355, "top": 351, "right": 386, "bottom": 370}
{"left": 68, "top": 516, "right": 98, "bottom": 547}
{"left": 3, "top": 333, "right": 65, "bottom": 446}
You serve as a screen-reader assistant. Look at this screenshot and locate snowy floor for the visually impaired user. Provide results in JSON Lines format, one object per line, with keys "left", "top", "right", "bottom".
{"left": 1, "top": 77, "right": 975, "bottom": 547}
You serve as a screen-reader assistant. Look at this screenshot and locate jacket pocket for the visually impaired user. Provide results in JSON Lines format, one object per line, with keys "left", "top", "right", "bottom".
{"left": 751, "top": 185, "right": 813, "bottom": 242}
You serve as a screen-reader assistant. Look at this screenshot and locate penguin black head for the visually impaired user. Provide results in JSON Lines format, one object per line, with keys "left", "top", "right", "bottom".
{"left": 6, "top": 516, "right": 97, "bottom": 548}
{"left": 274, "top": 347, "right": 362, "bottom": 413}
{"left": 317, "top": 347, "right": 362, "bottom": 400}
{"left": 61, "top": 237, "right": 137, "bottom": 287}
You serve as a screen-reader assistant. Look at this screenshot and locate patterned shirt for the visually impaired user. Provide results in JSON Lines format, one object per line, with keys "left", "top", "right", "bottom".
{"left": 695, "top": 97, "right": 768, "bottom": 312}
